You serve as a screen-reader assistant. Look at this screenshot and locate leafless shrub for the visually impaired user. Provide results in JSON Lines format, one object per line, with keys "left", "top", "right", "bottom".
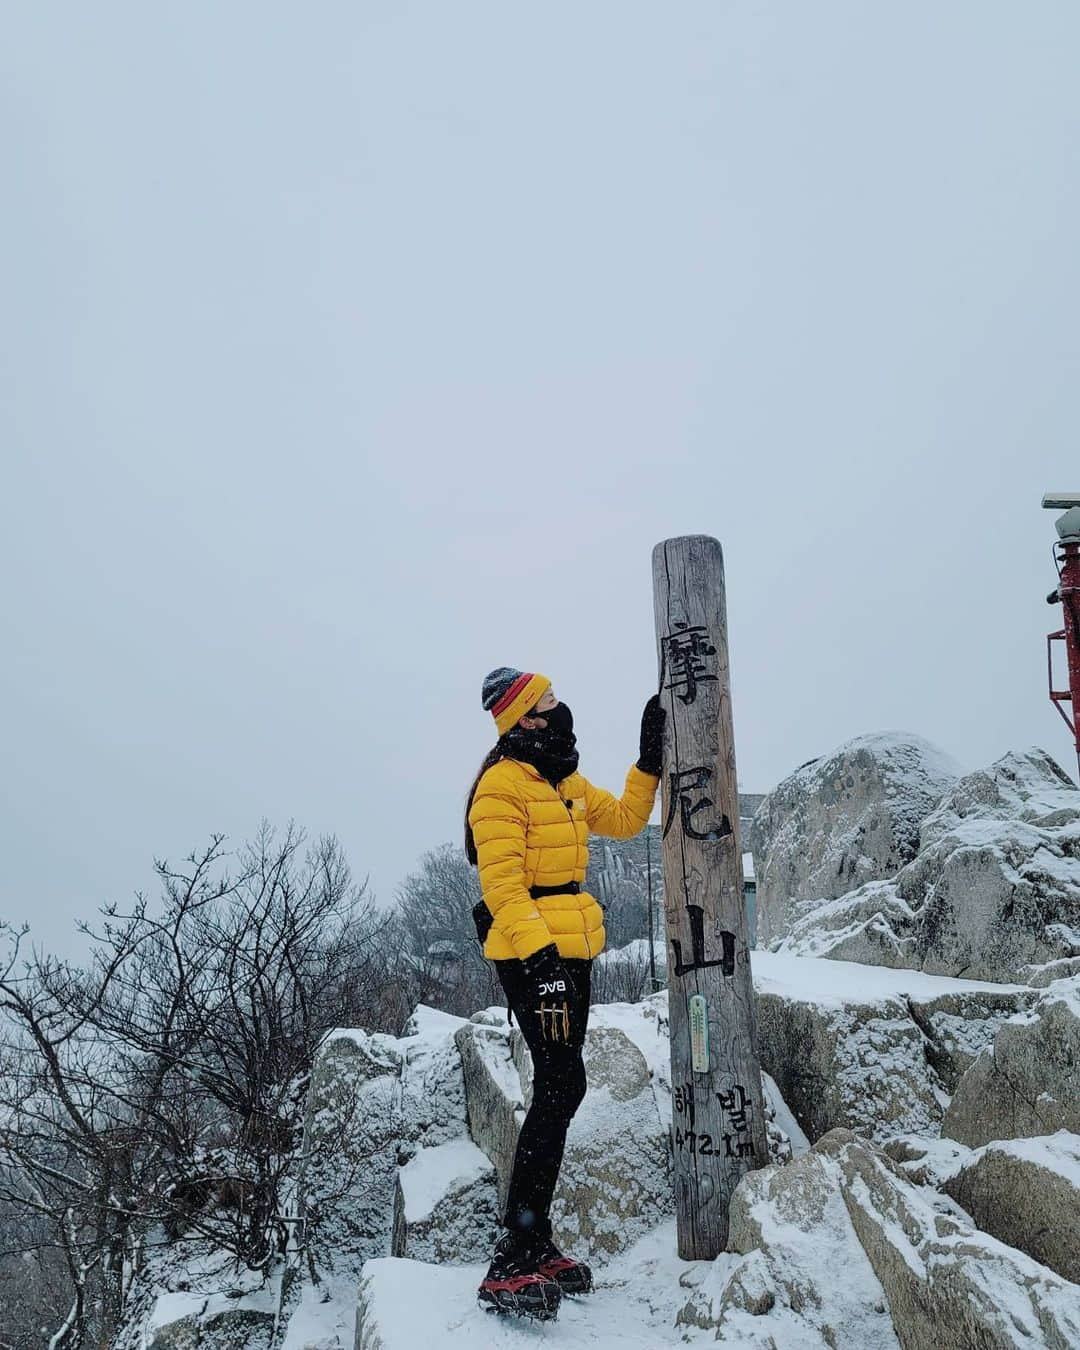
{"left": 0, "top": 822, "right": 395, "bottom": 1349}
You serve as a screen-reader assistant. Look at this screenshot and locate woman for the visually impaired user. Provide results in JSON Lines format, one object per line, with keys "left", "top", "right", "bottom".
{"left": 465, "top": 666, "right": 664, "bottom": 1321}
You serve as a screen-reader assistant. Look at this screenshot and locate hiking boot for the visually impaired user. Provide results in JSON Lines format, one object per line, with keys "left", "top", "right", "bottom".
{"left": 477, "top": 1230, "right": 562, "bottom": 1321}
{"left": 527, "top": 1232, "right": 594, "bottom": 1295}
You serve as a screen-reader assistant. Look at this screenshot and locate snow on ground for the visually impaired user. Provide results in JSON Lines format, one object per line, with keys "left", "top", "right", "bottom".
{"left": 597, "top": 942, "right": 1031, "bottom": 1009}
{"left": 281, "top": 1276, "right": 359, "bottom": 1350}
{"left": 357, "top": 1219, "right": 717, "bottom": 1348}
{"left": 751, "top": 950, "right": 1029, "bottom": 1007}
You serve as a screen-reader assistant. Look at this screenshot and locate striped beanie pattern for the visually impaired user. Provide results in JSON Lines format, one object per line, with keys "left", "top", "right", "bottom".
{"left": 482, "top": 667, "right": 552, "bottom": 736}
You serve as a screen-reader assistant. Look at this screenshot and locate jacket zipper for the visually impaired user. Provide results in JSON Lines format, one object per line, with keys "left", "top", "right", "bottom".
{"left": 563, "top": 790, "right": 591, "bottom": 960}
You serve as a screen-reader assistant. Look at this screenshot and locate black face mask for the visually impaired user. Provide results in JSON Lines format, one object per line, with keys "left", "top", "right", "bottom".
{"left": 500, "top": 701, "right": 579, "bottom": 787}
{"left": 538, "top": 701, "right": 573, "bottom": 737}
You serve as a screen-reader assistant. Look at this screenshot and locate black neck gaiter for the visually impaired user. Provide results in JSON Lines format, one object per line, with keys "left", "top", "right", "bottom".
{"left": 500, "top": 702, "right": 579, "bottom": 788}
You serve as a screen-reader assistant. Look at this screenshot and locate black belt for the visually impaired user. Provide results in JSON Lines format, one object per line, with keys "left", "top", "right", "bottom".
{"left": 472, "top": 882, "right": 583, "bottom": 952}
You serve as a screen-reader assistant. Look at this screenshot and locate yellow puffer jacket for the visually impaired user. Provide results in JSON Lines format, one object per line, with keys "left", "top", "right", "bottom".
{"left": 469, "top": 757, "right": 660, "bottom": 961}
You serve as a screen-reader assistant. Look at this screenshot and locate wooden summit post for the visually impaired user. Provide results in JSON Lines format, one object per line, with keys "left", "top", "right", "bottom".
{"left": 652, "top": 534, "right": 767, "bottom": 1258}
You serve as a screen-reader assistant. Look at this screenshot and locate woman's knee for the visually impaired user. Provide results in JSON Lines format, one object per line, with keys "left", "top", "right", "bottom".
{"left": 533, "top": 1053, "right": 587, "bottom": 1119}
{"left": 565, "top": 1057, "right": 587, "bottom": 1114}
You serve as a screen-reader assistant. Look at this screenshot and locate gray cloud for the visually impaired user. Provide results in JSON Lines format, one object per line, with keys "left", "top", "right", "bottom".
{"left": 2, "top": 2, "right": 1078, "bottom": 956}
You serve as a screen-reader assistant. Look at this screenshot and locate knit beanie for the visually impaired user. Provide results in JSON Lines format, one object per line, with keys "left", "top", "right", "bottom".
{"left": 482, "top": 667, "right": 552, "bottom": 736}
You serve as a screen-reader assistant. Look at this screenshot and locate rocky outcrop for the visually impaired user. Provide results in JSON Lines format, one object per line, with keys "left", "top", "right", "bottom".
{"left": 390, "top": 1138, "right": 499, "bottom": 1263}
{"left": 130, "top": 951, "right": 1080, "bottom": 1350}
{"left": 297, "top": 1028, "right": 403, "bottom": 1282}
{"left": 755, "top": 987, "right": 946, "bottom": 1145}
{"left": 681, "top": 1129, "right": 1080, "bottom": 1349}
{"left": 752, "top": 733, "right": 959, "bottom": 946}
{"left": 774, "top": 748, "right": 1080, "bottom": 985}
{"left": 942, "top": 975, "right": 1080, "bottom": 1146}
{"left": 901, "top": 750, "right": 1080, "bottom": 982}
{"left": 904, "top": 984, "right": 1040, "bottom": 1092}
{"left": 943, "top": 1132, "right": 1080, "bottom": 1284}
{"left": 829, "top": 1129, "right": 1080, "bottom": 1349}
{"left": 452, "top": 1018, "right": 525, "bottom": 1213}
{"left": 299, "top": 1006, "right": 473, "bottom": 1282}
{"left": 678, "top": 1137, "right": 901, "bottom": 1347}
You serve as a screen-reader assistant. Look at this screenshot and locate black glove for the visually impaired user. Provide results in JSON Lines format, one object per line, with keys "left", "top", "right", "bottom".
{"left": 520, "top": 943, "right": 579, "bottom": 1044}
{"left": 636, "top": 693, "right": 666, "bottom": 776}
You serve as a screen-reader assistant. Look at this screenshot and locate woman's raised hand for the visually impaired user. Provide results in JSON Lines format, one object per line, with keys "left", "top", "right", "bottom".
{"left": 636, "top": 694, "right": 666, "bottom": 776}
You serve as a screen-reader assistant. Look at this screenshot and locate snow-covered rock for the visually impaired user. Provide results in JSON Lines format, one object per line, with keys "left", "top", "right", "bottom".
{"left": 756, "top": 984, "right": 945, "bottom": 1145}
{"left": 682, "top": 1128, "right": 1080, "bottom": 1349}
{"left": 298, "top": 1008, "right": 471, "bottom": 1284}
{"left": 775, "top": 748, "right": 1080, "bottom": 986}
{"left": 919, "top": 746, "right": 1080, "bottom": 844}
{"left": 943, "top": 1131, "right": 1080, "bottom": 1284}
{"left": 901, "top": 750, "right": 1080, "bottom": 981}
{"left": 390, "top": 1137, "right": 499, "bottom": 1263}
{"left": 455, "top": 999, "right": 677, "bottom": 1263}
{"left": 942, "top": 974, "right": 1080, "bottom": 1147}
{"left": 298, "top": 1028, "right": 403, "bottom": 1283}
{"left": 678, "top": 1135, "right": 901, "bottom": 1348}
{"left": 880, "top": 1134, "right": 973, "bottom": 1188}
{"left": 751, "top": 733, "right": 960, "bottom": 947}
{"left": 751, "top": 952, "right": 1035, "bottom": 1146}
{"left": 143, "top": 1298, "right": 277, "bottom": 1350}
{"left": 829, "top": 1128, "right": 1080, "bottom": 1350}
{"left": 122, "top": 1256, "right": 283, "bottom": 1350}
{"left": 395, "top": 1005, "right": 472, "bottom": 1151}
{"left": 452, "top": 1018, "right": 525, "bottom": 1215}
{"left": 904, "top": 984, "right": 1040, "bottom": 1092}
{"left": 521, "top": 1020, "right": 671, "bottom": 1260}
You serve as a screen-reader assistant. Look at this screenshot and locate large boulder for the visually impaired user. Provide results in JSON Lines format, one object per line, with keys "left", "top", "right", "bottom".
{"left": 775, "top": 749, "right": 1080, "bottom": 986}
{"left": 943, "top": 1132, "right": 1080, "bottom": 1284}
{"left": 297, "top": 1028, "right": 403, "bottom": 1282}
{"left": 390, "top": 1138, "right": 499, "bottom": 1263}
{"left": 504, "top": 1005, "right": 673, "bottom": 1262}
{"left": 752, "top": 733, "right": 959, "bottom": 946}
{"left": 752, "top": 951, "right": 1038, "bottom": 1146}
{"left": 298, "top": 1007, "right": 471, "bottom": 1283}
{"left": 678, "top": 1138, "right": 901, "bottom": 1348}
{"left": 683, "top": 1128, "right": 1080, "bottom": 1348}
{"left": 597, "top": 950, "right": 1039, "bottom": 1150}
{"left": 900, "top": 751, "right": 1080, "bottom": 982}
{"left": 754, "top": 981, "right": 946, "bottom": 1145}
{"left": 942, "top": 975, "right": 1080, "bottom": 1147}
{"left": 827, "top": 1129, "right": 1080, "bottom": 1349}
{"left": 452, "top": 1017, "right": 525, "bottom": 1214}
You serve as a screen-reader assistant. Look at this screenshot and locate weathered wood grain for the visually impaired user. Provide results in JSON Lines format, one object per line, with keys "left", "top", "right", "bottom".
{"left": 652, "top": 534, "right": 767, "bottom": 1258}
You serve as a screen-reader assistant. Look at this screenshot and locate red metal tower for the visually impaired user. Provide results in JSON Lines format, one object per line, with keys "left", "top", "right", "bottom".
{"left": 1045, "top": 493, "right": 1080, "bottom": 783}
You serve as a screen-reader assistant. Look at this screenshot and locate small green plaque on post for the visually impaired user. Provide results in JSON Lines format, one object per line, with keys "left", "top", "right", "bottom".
{"left": 689, "top": 994, "right": 709, "bottom": 1073}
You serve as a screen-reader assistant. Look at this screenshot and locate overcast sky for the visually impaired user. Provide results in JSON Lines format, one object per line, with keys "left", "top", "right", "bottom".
{"left": 3, "top": 3, "right": 1078, "bottom": 957}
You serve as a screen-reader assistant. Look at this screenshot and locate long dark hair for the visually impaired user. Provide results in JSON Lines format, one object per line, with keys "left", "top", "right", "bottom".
{"left": 464, "top": 744, "right": 507, "bottom": 865}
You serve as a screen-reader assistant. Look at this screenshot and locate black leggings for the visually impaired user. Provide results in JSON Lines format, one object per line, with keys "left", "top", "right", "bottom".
{"left": 494, "top": 956, "right": 592, "bottom": 1240}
